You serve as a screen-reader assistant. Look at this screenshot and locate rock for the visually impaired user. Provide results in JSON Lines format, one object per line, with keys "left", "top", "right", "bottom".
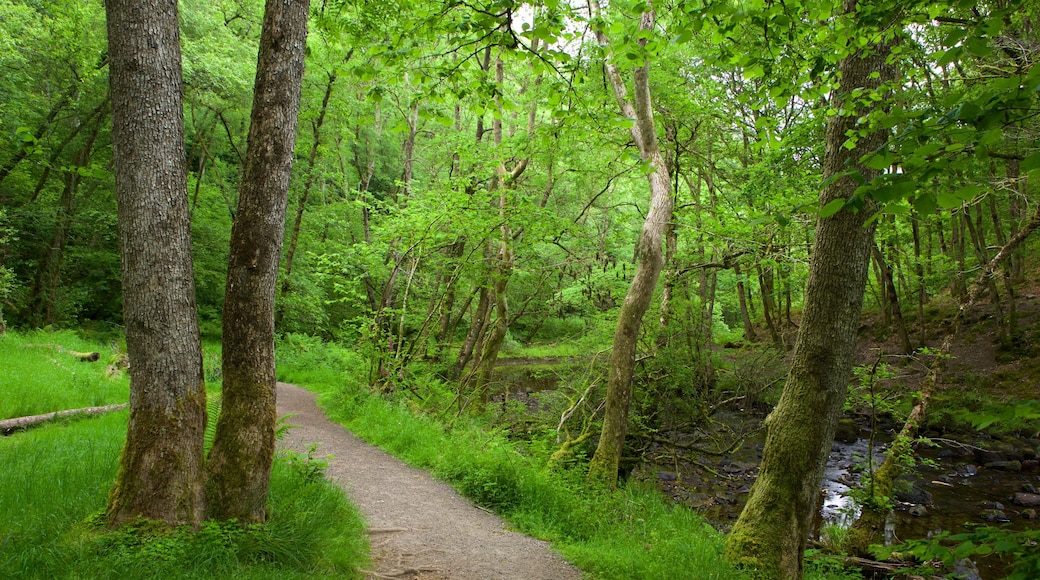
{"left": 975, "top": 448, "right": 1008, "bottom": 464}
{"left": 833, "top": 418, "right": 859, "bottom": 444}
{"left": 980, "top": 509, "right": 1011, "bottom": 523}
{"left": 656, "top": 471, "right": 678, "bottom": 481}
{"left": 894, "top": 478, "right": 934, "bottom": 505}
{"left": 1023, "top": 509, "right": 1038, "bottom": 520}
{"left": 908, "top": 504, "right": 928, "bottom": 517}
{"left": 951, "top": 558, "right": 983, "bottom": 580}
{"left": 1012, "top": 492, "right": 1040, "bottom": 507}
{"left": 1023, "top": 484, "right": 1039, "bottom": 494}
{"left": 955, "top": 464, "right": 978, "bottom": 477}
{"left": 985, "top": 460, "right": 1022, "bottom": 472}
{"left": 981, "top": 501, "right": 1005, "bottom": 511}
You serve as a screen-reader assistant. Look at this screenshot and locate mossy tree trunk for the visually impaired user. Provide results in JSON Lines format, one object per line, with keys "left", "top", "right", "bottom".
{"left": 724, "top": 5, "right": 895, "bottom": 576}
{"left": 205, "top": 0, "right": 309, "bottom": 523}
{"left": 586, "top": 4, "right": 674, "bottom": 487}
{"left": 105, "top": 0, "right": 208, "bottom": 529}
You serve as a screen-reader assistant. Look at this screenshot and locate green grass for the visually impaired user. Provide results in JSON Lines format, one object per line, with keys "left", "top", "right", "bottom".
{"left": 1, "top": 330, "right": 368, "bottom": 579}
{"left": 0, "top": 330, "right": 129, "bottom": 419}
{"left": 275, "top": 338, "right": 857, "bottom": 579}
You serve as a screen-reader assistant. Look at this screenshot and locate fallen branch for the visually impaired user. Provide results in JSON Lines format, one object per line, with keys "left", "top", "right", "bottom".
{"left": 843, "top": 556, "right": 942, "bottom": 579}
{"left": 0, "top": 404, "right": 127, "bottom": 435}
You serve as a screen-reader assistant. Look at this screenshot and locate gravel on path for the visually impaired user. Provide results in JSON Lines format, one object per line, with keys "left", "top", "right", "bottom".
{"left": 276, "top": 382, "right": 584, "bottom": 580}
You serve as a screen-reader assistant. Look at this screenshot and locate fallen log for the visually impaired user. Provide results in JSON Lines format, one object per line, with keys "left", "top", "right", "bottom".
{"left": 25, "top": 343, "right": 101, "bottom": 362}
{"left": 0, "top": 403, "right": 127, "bottom": 435}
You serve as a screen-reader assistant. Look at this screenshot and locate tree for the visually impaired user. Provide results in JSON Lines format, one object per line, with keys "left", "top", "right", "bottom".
{"left": 586, "top": 2, "right": 674, "bottom": 486}
{"left": 724, "top": 2, "right": 897, "bottom": 576}
{"left": 104, "top": 0, "right": 208, "bottom": 528}
{"left": 205, "top": 0, "right": 311, "bottom": 523}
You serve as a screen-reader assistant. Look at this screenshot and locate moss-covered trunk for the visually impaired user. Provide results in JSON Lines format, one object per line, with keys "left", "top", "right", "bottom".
{"left": 724, "top": 6, "right": 895, "bottom": 576}
{"left": 105, "top": 0, "right": 207, "bottom": 529}
{"left": 205, "top": 0, "right": 309, "bottom": 523}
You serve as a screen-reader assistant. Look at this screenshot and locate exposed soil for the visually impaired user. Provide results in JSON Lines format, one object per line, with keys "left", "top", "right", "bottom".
{"left": 275, "top": 382, "right": 583, "bottom": 580}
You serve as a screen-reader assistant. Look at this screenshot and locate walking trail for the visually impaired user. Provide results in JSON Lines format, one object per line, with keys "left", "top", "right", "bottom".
{"left": 276, "top": 382, "right": 584, "bottom": 580}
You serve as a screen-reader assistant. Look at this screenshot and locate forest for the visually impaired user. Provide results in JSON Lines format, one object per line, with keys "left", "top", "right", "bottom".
{"left": 1, "top": 0, "right": 1039, "bottom": 578}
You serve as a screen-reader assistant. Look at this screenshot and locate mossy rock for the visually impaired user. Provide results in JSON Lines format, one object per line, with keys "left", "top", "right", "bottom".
{"left": 834, "top": 418, "right": 860, "bottom": 444}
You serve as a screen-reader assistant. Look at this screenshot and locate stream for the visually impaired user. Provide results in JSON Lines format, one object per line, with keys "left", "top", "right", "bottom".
{"left": 491, "top": 360, "right": 1040, "bottom": 579}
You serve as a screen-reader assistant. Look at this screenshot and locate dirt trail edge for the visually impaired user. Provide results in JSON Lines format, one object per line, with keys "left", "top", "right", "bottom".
{"left": 276, "top": 382, "right": 584, "bottom": 580}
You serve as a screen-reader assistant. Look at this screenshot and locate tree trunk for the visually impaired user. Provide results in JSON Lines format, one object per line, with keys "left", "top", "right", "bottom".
{"left": 734, "top": 262, "right": 757, "bottom": 341}
{"left": 911, "top": 214, "right": 926, "bottom": 343}
{"left": 587, "top": 5, "right": 674, "bottom": 487}
{"left": 872, "top": 243, "right": 913, "bottom": 355}
{"left": 725, "top": 9, "right": 894, "bottom": 576}
{"left": 1007, "top": 158, "right": 1025, "bottom": 283}
{"left": 277, "top": 69, "right": 338, "bottom": 329}
{"left": 758, "top": 263, "right": 783, "bottom": 349}
{"left": 105, "top": 0, "right": 207, "bottom": 529}
{"left": 454, "top": 283, "right": 490, "bottom": 379}
{"left": 206, "top": 0, "right": 309, "bottom": 524}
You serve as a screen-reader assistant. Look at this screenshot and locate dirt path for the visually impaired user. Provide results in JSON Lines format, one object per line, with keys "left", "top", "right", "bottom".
{"left": 276, "top": 383, "right": 584, "bottom": 580}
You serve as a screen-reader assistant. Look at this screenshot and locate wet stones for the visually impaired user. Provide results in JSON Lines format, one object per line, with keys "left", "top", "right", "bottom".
{"left": 980, "top": 509, "right": 1012, "bottom": 523}
{"left": 1012, "top": 492, "right": 1040, "bottom": 507}
{"left": 985, "top": 460, "right": 1023, "bottom": 472}
{"left": 894, "top": 477, "right": 934, "bottom": 505}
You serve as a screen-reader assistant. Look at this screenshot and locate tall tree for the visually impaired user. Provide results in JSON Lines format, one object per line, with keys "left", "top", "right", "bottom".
{"left": 724, "top": 2, "right": 897, "bottom": 577}
{"left": 205, "top": 0, "right": 311, "bottom": 523}
{"left": 105, "top": 0, "right": 208, "bottom": 528}
{"left": 586, "top": 2, "right": 675, "bottom": 486}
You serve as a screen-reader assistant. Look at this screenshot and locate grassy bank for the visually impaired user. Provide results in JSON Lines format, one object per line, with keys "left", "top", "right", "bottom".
{"left": 276, "top": 334, "right": 858, "bottom": 580}
{"left": 0, "top": 330, "right": 367, "bottom": 579}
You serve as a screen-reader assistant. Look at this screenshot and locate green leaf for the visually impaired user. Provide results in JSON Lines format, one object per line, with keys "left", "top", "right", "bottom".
{"left": 954, "top": 184, "right": 983, "bottom": 200}
{"left": 913, "top": 192, "right": 937, "bottom": 216}
{"left": 936, "top": 192, "right": 961, "bottom": 209}
{"left": 1022, "top": 152, "right": 1040, "bottom": 172}
{"left": 954, "top": 540, "right": 976, "bottom": 559}
{"left": 936, "top": 46, "right": 963, "bottom": 67}
{"left": 673, "top": 29, "right": 693, "bottom": 45}
{"left": 882, "top": 202, "right": 910, "bottom": 215}
{"left": 863, "top": 151, "right": 894, "bottom": 170}
{"left": 819, "top": 198, "right": 845, "bottom": 218}
{"left": 965, "top": 36, "right": 993, "bottom": 57}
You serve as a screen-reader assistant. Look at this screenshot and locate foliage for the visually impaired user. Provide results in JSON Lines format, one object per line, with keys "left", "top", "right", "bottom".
{"left": 876, "top": 526, "right": 1040, "bottom": 580}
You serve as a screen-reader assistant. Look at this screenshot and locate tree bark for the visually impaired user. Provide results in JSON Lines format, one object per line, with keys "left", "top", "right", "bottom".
{"left": 725, "top": 7, "right": 895, "bottom": 576}
{"left": 587, "top": 4, "right": 674, "bottom": 487}
{"left": 206, "top": 0, "right": 310, "bottom": 524}
{"left": 105, "top": 0, "right": 208, "bottom": 529}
